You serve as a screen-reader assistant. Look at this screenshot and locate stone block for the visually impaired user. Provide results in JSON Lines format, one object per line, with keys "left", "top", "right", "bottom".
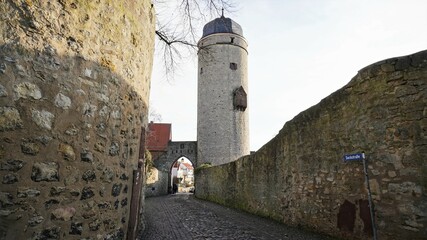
{"left": 0, "top": 159, "right": 25, "bottom": 172}
{"left": 83, "top": 210, "right": 96, "bottom": 219}
{"left": 31, "top": 109, "right": 55, "bottom": 130}
{"left": 388, "top": 171, "right": 397, "bottom": 178}
{"left": 388, "top": 182, "right": 422, "bottom": 197}
{"left": 411, "top": 51, "right": 427, "bottom": 67}
{"left": 2, "top": 173, "right": 18, "bottom": 184}
{"left": 83, "top": 103, "right": 97, "bottom": 117}
{"left": 101, "top": 167, "right": 114, "bottom": 183}
{"left": 110, "top": 110, "right": 121, "bottom": 120}
{"left": 69, "top": 222, "right": 83, "bottom": 235}
{"left": 89, "top": 219, "right": 101, "bottom": 231}
{"left": 51, "top": 207, "right": 76, "bottom": 221}
{"left": 15, "top": 64, "right": 27, "bottom": 76}
{"left": 54, "top": 93, "right": 71, "bottom": 109}
{"left": 70, "top": 189, "right": 80, "bottom": 197}
{"left": 64, "top": 174, "right": 79, "bottom": 186}
{"left": 28, "top": 215, "right": 44, "bottom": 226}
{"left": 21, "top": 142, "right": 40, "bottom": 155}
{"left": 50, "top": 186, "right": 66, "bottom": 196}
{"left": 17, "top": 188, "right": 40, "bottom": 198}
{"left": 119, "top": 173, "right": 129, "bottom": 180}
{"left": 121, "top": 198, "right": 127, "bottom": 207}
{"left": 103, "top": 219, "right": 115, "bottom": 230}
{"left": 96, "top": 92, "right": 109, "bottom": 103}
{"left": 31, "top": 162, "right": 59, "bottom": 182}
{"left": 0, "top": 107, "right": 23, "bottom": 131}
{"left": 94, "top": 142, "right": 105, "bottom": 153}
{"left": 107, "top": 228, "right": 124, "bottom": 240}
{"left": 99, "top": 186, "right": 106, "bottom": 197}
{"left": 35, "top": 135, "right": 52, "bottom": 145}
{"left": 0, "top": 62, "right": 5, "bottom": 74}
{"left": 58, "top": 143, "right": 75, "bottom": 161}
{"left": 0, "top": 83, "right": 7, "bottom": 97}
{"left": 81, "top": 187, "right": 95, "bottom": 200}
{"left": 99, "top": 106, "right": 110, "bottom": 117}
{"left": 368, "top": 179, "right": 381, "bottom": 200}
{"left": 395, "top": 57, "right": 410, "bottom": 70}
{"left": 13, "top": 82, "right": 41, "bottom": 100}
{"left": 82, "top": 170, "right": 96, "bottom": 182}
{"left": 380, "top": 63, "right": 395, "bottom": 72}
{"left": 0, "top": 210, "right": 12, "bottom": 216}
{"left": 0, "top": 192, "right": 13, "bottom": 207}
{"left": 45, "top": 199, "right": 60, "bottom": 209}
{"left": 395, "top": 85, "right": 418, "bottom": 98}
{"left": 84, "top": 68, "right": 97, "bottom": 79}
{"left": 111, "top": 183, "right": 122, "bottom": 197}
{"left": 98, "top": 202, "right": 111, "bottom": 209}
{"left": 96, "top": 123, "right": 107, "bottom": 133}
{"left": 109, "top": 142, "right": 120, "bottom": 156}
{"left": 404, "top": 219, "right": 423, "bottom": 229}
{"left": 81, "top": 151, "right": 94, "bottom": 162}
{"left": 65, "top": 126, "right": 79, "bottom": 136}
{"left": 33, "top": 227, "right": 60, "bottom": 240}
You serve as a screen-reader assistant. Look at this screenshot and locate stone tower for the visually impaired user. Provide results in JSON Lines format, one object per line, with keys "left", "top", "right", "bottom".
{"left": 197, "top": 14, "right": 249, "bottom": 166}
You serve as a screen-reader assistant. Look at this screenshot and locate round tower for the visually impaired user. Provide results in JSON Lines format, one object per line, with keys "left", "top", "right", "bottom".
{"left": 197, "top": 14, "right": 249, "bottom": 166}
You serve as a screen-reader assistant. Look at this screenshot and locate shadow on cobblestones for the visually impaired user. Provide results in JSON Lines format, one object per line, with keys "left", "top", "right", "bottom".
{"left": 138, "top": 194, "right": 338, "bottom": 240}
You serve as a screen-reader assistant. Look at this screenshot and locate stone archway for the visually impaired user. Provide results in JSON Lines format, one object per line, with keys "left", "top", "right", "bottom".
{"left": 145, "top": 141, "right": 197, "bottom": 197}
{"left": 169, "top": 156, "right": 195, "bottom": 194}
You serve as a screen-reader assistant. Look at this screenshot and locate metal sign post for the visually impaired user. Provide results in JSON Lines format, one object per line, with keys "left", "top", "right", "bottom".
{"left": 361, "top": 154, "right": 378, "bottom": 240}
{"left": 343, "top": 153, "right": 378, "bottom": 240}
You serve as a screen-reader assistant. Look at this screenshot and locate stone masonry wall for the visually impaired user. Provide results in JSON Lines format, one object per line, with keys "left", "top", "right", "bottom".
{"left": 0, "top": 1, "right": 154, "bottom": 239}
{"left": 196, "top": 50, "right": 427, "bottom": 240}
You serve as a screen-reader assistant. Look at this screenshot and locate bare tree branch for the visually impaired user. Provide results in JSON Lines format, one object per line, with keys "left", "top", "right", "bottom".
{"left": 153, "top": 0, "right": 236, "bottom": 81}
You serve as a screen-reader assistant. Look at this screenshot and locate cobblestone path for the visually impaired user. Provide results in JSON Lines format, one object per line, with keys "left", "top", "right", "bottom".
{"left": 138, "top": 194, "right": 336, "bottom": 240}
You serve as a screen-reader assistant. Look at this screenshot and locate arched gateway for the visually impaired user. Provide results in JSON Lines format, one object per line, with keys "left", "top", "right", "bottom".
{"left": 146, "top": 13, "right": 249, "bottom": 196}
{"left": 145, "top": 122, "right": 197, "bottom": 196}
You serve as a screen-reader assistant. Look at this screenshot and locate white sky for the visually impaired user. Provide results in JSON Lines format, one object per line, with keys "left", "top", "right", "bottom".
{"left": 149, "top": 0, "right": 427, "bottom": 151}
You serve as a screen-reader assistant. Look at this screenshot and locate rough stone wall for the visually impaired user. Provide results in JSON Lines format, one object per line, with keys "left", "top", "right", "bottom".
{"left": 197, "top": 33, "right": 249, "bottom": 166}
{"left": 145, "top": 141, "right": 197, "bottom": 196}
{"left": 145, "top": 168, "right": 169, "bottom": 197}
{"left": 196, "top": 50, "right": 427, "bottom": 240}
{"left": 0, "top": 1, "right": 154, "bottom": 239}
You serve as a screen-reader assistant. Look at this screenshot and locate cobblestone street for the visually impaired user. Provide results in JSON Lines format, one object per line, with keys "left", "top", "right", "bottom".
{"left": 139, "top": 194, "right": 336, "bottom": 240}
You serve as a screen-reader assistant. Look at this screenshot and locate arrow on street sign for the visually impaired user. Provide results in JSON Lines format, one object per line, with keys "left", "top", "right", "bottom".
{"left": 343, "top": 153, "right": 365, "bottom": 162}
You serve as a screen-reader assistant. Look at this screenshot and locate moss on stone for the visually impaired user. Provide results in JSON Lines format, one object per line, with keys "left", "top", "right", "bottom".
{"left": 194, "top": 163, "right": 212, "bottom": 174}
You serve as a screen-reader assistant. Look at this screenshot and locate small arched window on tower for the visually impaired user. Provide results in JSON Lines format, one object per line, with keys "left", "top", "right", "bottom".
{"left": 233, "top": 86, "right": 247, "bottom": 111}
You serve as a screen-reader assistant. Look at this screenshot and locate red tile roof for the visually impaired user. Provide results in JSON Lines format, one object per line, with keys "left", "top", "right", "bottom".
{"left": 172, "top": 162, "right": 194, "bottom": 170}
{"left": 181, "top": 162, "right": 194, "bottom": 170}
{"left": 146, "top": 122, "right": 172, "bottom": 152}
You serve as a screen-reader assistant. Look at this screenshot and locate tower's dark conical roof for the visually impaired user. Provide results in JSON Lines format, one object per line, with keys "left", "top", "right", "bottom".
{"left": 202, "top": 16, "right": 243, "bottom": 38}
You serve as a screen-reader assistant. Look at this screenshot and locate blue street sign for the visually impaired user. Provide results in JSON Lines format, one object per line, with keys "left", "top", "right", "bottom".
{"left": 343, "top": 153, "right": 365, "bottom": 162}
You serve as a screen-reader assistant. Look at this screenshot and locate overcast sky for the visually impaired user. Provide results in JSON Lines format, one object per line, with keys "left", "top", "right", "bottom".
{"left": 149, "top": 0, "right": 427, "bottom": 151}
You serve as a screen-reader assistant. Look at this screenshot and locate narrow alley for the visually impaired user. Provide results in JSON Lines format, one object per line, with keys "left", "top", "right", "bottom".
{"left": 139, "top": 194, "right": 336, "bottom": 240}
